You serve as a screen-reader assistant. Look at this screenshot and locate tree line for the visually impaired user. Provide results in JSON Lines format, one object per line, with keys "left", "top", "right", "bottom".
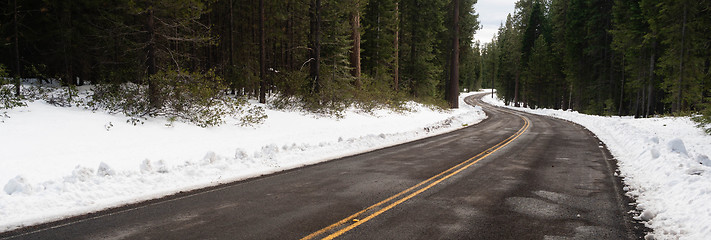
{"left": 1, "top": 0, "right": 482, "bottom": 112}
{"left": 482, "top": 0, "right": 710, "bottom": 119}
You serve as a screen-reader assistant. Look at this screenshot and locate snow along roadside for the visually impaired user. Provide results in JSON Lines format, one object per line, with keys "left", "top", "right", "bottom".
{"left": 0, "top": 92, "right": 486, "bottom": 233}
{"left": 482, "top": 93, "right": 711, "bottom": 240}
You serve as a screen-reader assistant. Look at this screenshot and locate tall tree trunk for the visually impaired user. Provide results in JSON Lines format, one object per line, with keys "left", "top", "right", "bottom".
{"left": 62, "top": 0, "right": 73, "bottom": 86}
{"left": 251, "top": 4, "right": 258, "bottom": 97}
{"left": 449, "top": 0, "right": 460, "bottom": 108}
{"left": 350, "top": 3, "right": 362, "bottom": 89}
{"left": 287, "top": 0, "right": 295, "bottom": 69}
{"left": 393, "top": 1, "right": 399, "bottom": 91}
{"left": 514, "top": 70, "right": 520, "bottom": 107}
{"left": 259, "top": 0, "right": 266, "bottom": 103}
{"left": 147, "top": 10, "right": 156, "bottom": 75}
{"left": 206, "top": 1, "right": 213, "bottom": 71}
{"left": 309, "top": 0, "right": 321, "bottom": 94}
{"left": 492, "top": 49, "right": 496, "bottom": 99}
{"left": 409, "top": 5, "right": 417, "bottom": 97}
{"left": 568, "top": 83, "right": 573, "bottom": 110}
{"left": 13, "top": 0, "right": 20, "bottom": 96}
{"left": 646, "top": 39, "right": 657, "bottom": 117}
{"left": 634, "top": 89, "right": 643, "bottom": 118}
{"left": 675, "top": 3, "right": 687, "bottom": 112}
{"left": 618, "top": 55, "right": 625, "bottom": 116}
{"left": 147, "top": 8, "right": 159, "bottom": 109}
{"left": 229, "top": 0, "right": 235, "bottom": 94}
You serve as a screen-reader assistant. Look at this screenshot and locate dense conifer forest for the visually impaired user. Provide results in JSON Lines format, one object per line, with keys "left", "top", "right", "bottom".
{"left": 482, "top": 0, "right": 710, "bottom": 123}
{"left": 1, "top": 0, "right": 709, "bottom": 127}
{"left": 0, "top": 0, "right": 480, "bottom": 114}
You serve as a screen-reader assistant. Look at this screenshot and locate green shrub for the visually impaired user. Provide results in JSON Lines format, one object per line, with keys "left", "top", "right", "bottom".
{"left": 91, "top": 69, "right": 267, "bottom": 127}
{"left": 24, "top": 85, "right": 82, "bottom": 107}
{"left": 268, "top": 69, "right": 416, "bottom": 117}
{"left": 239, "top": 105, "right": 267, "bottom": 127}
{"left": 0, "top": 65, "right": 25, "bottom": 110}
{"left": 0, "top": 64, "right": 7, "bottom": 79}
{"left": 692, "top": 104, "right": 711, "bottom": 134}
{"left": 0, "top": 85, "right": 25, "bottom": 110}
{"left": 90, "top": 82, "right": 152, "bottom": 117}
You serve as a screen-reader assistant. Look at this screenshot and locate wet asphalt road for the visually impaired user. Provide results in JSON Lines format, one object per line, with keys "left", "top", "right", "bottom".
{"left": 1, "top": 94, "right": 644, "bottom": 240}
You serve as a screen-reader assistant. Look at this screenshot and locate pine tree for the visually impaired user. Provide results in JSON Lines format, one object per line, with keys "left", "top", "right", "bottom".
{"left": 319, "top": 0, "right": 356, "bottom": 102}
{"left": 362, "top": 0, "right": 397, "bottom": 85}
{"left": 400, "top": 0, "right": 446, "bottom": 99}
{"left": 657, "top": 0, "right": 707, "bottom": 113}
{"left": 309, "top": 0, "right": 322, "bottom": 94}
{"left": 457, "top": 0, "right": 480, "bottom": 93}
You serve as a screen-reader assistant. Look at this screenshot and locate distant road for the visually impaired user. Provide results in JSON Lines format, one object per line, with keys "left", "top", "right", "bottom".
{"left": 1, "top": 94, "right": 644, "bottom": 239}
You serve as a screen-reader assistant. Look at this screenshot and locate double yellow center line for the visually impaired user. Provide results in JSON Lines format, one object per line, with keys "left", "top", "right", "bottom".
{"left": 301, "top": 110, "right": 531, "bottom": 240}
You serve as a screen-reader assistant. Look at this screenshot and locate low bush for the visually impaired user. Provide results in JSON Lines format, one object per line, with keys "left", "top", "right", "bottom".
{"left": 91, "top": 69, "right": 266, "bottom": 127}
{"left": 692, "top": 104, "right": 711, "bottom": 134}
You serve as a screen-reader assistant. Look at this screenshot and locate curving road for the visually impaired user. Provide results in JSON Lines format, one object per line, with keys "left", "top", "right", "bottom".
{"left": 1, "top": 94, "right": 645, "bottom": 240}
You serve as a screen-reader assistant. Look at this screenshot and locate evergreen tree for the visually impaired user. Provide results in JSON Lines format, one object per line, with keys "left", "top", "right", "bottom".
{"left": 309, "top": 0, "right": 322, "bottom": 94}
{"left": 400, "top": 0, "right": 446, "bottom": 99}
{"left": 319, "top": 0, "right": 356, "bottom": 102}
{"left": 657, "top": 0, "right": 708, "bottom": 113}
{"left": 362, "top": 0, "right": 397, "bottom": 85}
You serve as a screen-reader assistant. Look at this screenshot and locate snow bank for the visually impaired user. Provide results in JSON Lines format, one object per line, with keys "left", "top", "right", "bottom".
{"left": 483, "top": 94, "right": 711, "bottom": 240}
{"left": 0, "top": 91, "right": 486, "bottom": 232}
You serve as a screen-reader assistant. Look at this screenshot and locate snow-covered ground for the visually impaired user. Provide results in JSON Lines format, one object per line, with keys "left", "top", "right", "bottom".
{"left": 483, "top": 94, "right": 711, "bottom": 240}
{"left": 0, "top": 90, "right": 486, "bottom": 232}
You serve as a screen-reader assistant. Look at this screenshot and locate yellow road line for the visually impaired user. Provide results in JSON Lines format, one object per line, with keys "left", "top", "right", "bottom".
{"left": 302, "top": 109, "right": 530, "bottom": 240}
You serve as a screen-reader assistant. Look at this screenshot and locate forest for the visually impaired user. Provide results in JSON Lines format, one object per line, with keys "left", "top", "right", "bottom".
{"left": 1, "top": 0, "right": 710, "bottom": 129}
{"left": 0, "top": 0, "right": 481, "bottom": 123}
{"left": 482, "top": 0, "right": 711, "bottom": 124}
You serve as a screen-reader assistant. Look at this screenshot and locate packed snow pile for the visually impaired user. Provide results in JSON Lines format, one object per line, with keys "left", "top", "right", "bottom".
{"left": 0, "top": 91, "right": 486, "bottom": 232}
{"left": 483, "top": 94, "right": 711, "bottom": 240}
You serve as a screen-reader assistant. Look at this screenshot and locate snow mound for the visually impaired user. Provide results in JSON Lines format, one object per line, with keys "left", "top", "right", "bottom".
{"left": 666, "top": 138, "right": 688, "bottom": 156}
{"left": 68, "top": 166, "right": 94, "bottom": 183}
{"left": 696, "top": 155, "right": 710, "bottom": 166}
{"left": 97, "top": 162, "right": 116, "bottom": 176}
{"left": 140, "top": 159, "right": 153, "bottom": 173}
{"left": 3, "top": 176, "right": 32, "bottom": 195}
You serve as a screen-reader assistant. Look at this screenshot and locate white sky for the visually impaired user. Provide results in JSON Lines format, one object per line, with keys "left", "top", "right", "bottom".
{"left": 473, "top": 0, "right": 518, "bottom": 44}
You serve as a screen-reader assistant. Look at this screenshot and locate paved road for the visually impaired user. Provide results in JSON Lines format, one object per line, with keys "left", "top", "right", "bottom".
{"left": 2, "top": 94, "right": 644, "bottom": 240}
